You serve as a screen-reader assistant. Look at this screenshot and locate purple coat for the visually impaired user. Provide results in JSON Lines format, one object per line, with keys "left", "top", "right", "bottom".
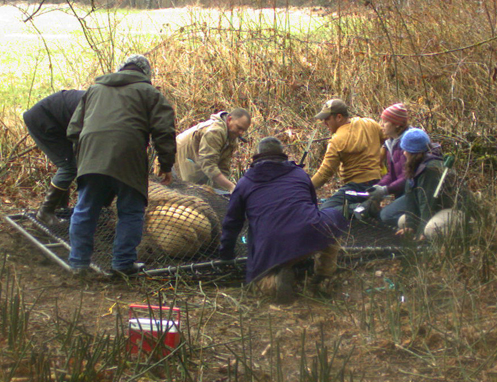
{"left": 219, "top": 155, "right": 348, "bottom": 282}
{"left": 377, "top": 132, "right": 408, "bottom": 197}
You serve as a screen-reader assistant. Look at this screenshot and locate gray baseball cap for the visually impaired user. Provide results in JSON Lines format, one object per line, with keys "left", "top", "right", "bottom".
{"left": 314, "top": 99, "right": 349, "bottom": 120}
{"left": 118, "top": 54, "right": 152, "bottom": 79}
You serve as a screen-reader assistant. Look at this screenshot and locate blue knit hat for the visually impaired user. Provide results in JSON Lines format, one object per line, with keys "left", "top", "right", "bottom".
{"left": 400, "top": 128, "right": 430, "bottom": 153}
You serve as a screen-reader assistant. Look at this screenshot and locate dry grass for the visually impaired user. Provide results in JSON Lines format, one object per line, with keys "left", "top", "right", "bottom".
{"left": 1, "top": 0, "right": 497, "bottom": 380}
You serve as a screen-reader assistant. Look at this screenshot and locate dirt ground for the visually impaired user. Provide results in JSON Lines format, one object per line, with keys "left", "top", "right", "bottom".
{"left": 0, "top": 202, "right": 448, "bottom": 382}
{"left": 2, "top": 187, "right": 496, "bottom": 381}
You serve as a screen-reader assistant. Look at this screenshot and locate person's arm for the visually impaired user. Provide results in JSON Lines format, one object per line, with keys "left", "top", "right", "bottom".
{"left": 149, "top": 91, "right": 176, "bottom": 177}
{"left": 402, "top": 182, "right": 419, "bottom": 233}
{"left": 415, "top": 167, "right": 443, "bottom": 236}
{"left": 198, "top": 128, "right": 234, "bottom": 190}
{"left": 219, "top": 182, "right": 246, "bottom": 260}
{"left": 212, "top": 173, "right": 236, "bottom": 192}
{"left": 311, "top": 140, "right": 340, "bottom": 189}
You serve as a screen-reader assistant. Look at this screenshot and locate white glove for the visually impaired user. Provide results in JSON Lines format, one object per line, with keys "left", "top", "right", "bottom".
{"left": 368, "top": 185, "right": 388, "bottom": 200}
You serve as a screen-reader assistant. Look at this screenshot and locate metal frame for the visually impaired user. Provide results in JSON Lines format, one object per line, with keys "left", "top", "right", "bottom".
{"left": 4, "top": 213, "right": 108, "bottom": 274}
{"left": 5, "top": 212, "right": 414, "bottom": 278}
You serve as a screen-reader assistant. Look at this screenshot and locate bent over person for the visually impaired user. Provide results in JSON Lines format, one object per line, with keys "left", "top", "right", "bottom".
{"left": 23, "top": 89, "right": 85, "bottom": 225}
{"left": 67, "top": 54, "right": 176, "bottom": 275}
{"left": 219, "top": 137, "right": 348, "bottom": 304}
{"left": 175, "top": 108, "right": 251, "bottom": 192}
{"left": 311, "top": 99, "right": 384, "bottom": 215}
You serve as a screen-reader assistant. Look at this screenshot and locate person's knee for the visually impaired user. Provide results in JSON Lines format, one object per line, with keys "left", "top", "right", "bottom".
{"left": 424, "top": 209, "right": 465, "bottom": 239}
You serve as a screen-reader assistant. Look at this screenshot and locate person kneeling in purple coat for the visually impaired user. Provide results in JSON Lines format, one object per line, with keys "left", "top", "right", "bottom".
{"left": 219, "top": 137, "right": 348, "bottom": 304}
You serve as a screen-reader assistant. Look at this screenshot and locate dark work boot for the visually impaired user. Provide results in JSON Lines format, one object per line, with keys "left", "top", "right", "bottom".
{"left": 58, "top": 189, "right": 70, "bottom": 209}
{"left": 111, "top": 262, "right": 145, "bottom": 278}
{"left": 275, "top": 266, "right": 296, "bottom": 304}
{"left": 36, "top": 184, "right": 67, "bottom": 226}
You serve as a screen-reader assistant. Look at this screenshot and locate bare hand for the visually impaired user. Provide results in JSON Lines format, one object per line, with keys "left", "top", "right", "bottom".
{"left": 160, "top": 171, "right": 173, "bottom": 186}
{"left": 395, "top": 227, "right": 414, "bottom": 236}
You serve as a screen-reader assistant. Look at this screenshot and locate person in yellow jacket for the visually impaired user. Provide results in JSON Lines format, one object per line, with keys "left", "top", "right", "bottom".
{"left": 175, "top": 108, "right": 251, "bottom": 192}
{"left": 311, "top": 99, "right": 385, "bottom": 214}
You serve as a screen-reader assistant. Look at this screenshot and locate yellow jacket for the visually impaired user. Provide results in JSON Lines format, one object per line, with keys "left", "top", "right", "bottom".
{"left": 175, "top": 112, "right": 237, "bottom": 186}
{"left": 311, "top": 117, "right": 384, "bottom": 189}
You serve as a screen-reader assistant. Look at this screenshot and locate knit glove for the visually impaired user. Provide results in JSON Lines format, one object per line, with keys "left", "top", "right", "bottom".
{"left": 367, "top": 185, "right": 388, "bottom": 200}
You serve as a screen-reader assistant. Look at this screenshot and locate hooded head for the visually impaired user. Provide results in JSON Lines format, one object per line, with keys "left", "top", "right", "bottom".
{"left": 118, "top": 54, "right": 152, "bottom": 79}
{"left": 257, "top": 137, "right": 284, "bottom": 155}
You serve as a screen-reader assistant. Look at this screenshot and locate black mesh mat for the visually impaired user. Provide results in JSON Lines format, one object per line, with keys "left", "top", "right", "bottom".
{"left": 5, "top": 179, "right": 416, "bottom": 276}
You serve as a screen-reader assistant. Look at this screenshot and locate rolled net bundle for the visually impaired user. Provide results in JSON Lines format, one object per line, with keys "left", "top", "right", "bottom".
{"left": 138, "top": 181, "right": 223, "bottom": 267}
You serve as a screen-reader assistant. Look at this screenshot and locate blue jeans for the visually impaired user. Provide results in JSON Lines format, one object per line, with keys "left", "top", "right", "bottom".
{"left": 69, "top": 174, "right": 146, "bottom": 271}
{"left": 320, "top": 180, "right": 378, "bottom": 215}
{"left": 380, "top": 195, "right": 407, "bottom": 227}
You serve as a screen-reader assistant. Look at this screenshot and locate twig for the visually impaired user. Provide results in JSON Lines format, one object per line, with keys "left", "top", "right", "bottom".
{"left": 0, "top": 134, "right": 30, "bottom": 176}
{"left": 22, "top": 0, "right": 47, "bottom": 23}
{"left": 383, "top": 35, "right": 497, "bottom": 58}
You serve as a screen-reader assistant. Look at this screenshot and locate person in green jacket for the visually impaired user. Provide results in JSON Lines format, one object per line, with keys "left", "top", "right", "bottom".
{"left": 396, "top": 128, "right": 465, "bottom": 240}
{"left": 67, "top": 54, "right": 176, "bottom": 275}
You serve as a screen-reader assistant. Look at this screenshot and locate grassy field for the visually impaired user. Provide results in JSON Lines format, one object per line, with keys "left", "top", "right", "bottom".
{"left": 1, "top": 0, "right": 497, "bottom": 380}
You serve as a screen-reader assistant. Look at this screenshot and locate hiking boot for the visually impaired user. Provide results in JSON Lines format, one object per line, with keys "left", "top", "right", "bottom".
{"left": 275, "top": 266, "right": 296, "bottom": 304}
{"left": 112, "top": 262, "right": 145, "bottom": 277}
{"left": 36, "top": 184, "right": 68, "bottom": 226}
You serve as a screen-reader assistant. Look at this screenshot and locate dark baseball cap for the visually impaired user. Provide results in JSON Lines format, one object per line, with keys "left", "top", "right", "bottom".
{"left": 314, "top": 99, "right": 349, "bottom": 120}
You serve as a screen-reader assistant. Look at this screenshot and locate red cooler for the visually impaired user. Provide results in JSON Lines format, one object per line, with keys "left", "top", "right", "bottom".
{"left": 128, "top": 304, "right": 181, "bottom": 356}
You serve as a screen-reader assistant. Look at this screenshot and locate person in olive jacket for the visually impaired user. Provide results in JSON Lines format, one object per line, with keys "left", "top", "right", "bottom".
{"left": 67, "top": 54, "right": 176, "bottom": 275}
{"left": 175, "top": 109, "right": 251, "bottom": 192}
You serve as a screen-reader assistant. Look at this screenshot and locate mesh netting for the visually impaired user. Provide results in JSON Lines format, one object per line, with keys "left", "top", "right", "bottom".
{"left": 38, "top": 178, "right": 246, "bottom": 271}
{"left": 8, "top": 179, "right": 415, "bottom": 276}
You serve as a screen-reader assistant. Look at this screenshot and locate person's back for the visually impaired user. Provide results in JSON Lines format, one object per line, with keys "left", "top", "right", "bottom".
{"left": 220, "top": 137, "right": 347, "bottom": 302}
{"left": 24, "top": 90, "right": 84, "bottom": 134}
{"left": 23, "top": 89, "right": 86, "bottom": 225}
{"left": 68, "top": 67, "right": 175, "bottom": 199}
{"left": 328, "top": 116, "right": 383, "bottom": 184}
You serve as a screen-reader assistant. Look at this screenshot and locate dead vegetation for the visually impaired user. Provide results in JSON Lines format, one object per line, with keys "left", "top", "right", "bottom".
{"left": 1, "top": 0, "right": 497, "bottom": 380}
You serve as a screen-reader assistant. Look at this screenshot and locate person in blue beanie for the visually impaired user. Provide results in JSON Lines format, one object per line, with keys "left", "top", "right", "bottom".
{"left": 219, "top": 137, "right": 348, "bottom": 304}
{"left": 396, "top": 128, "right": 466, "bottom": 240}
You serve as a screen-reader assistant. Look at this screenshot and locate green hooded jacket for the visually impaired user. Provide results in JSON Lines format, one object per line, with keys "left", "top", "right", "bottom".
{"left": 67, "top": 70, "right": 176, "bottom": 200}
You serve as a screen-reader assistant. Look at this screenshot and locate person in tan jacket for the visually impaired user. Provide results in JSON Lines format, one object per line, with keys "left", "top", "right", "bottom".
{"left": 175, "top": 108, "right": 251, "bottom": 192}
{"left": 311, "top": 99, "right": 384, "bottom": 214}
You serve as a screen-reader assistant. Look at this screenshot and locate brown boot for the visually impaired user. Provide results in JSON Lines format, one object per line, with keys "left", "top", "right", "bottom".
{"left": 36, "top": 184, "right": 67, "bottom": 225}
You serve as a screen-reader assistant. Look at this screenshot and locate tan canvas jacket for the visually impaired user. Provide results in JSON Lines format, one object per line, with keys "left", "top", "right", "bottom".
{"left": 175, "top": 112, "right": 237, "bottom": 186}
{"left": 311, "top": 117, "right": 384, "bottom": 189}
